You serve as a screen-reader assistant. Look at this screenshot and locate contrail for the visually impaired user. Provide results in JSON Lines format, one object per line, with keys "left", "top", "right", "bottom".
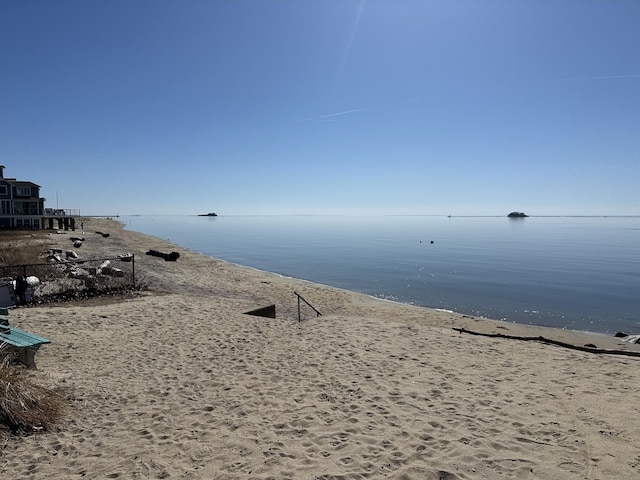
{"left": 337, "top": 1, "right": 367, "bottom": 81}
{"left": 563, "top": 74, "right": 640, "bottom": 81}
{"left": 298, "top": 109, "right": 361, "bottom": 122}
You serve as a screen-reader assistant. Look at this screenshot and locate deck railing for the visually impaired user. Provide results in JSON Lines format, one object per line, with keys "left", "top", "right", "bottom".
{"left": 43, "top": 209, "right": 81, "bottom": 216}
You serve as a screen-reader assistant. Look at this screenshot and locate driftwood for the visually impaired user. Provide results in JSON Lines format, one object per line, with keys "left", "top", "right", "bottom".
{"left": 145, "top": 250, "right": 180, "bottom": 262}
{"left": 452, "top": 327, "right": 640, "bottom": 358}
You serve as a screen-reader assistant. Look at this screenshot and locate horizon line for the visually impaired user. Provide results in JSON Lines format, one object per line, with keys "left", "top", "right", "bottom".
{"left": 86, "top": 213, "right": 640, "bottom": 219}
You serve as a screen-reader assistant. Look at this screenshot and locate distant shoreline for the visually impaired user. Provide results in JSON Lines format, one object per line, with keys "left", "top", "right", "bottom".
{"left": 86, "top": 213, "right": 640, "bottom": 219}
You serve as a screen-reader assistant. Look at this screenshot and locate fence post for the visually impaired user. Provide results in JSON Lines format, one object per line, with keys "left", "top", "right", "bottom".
{"left": 132, "top": 254, "right": 135, "bottom": 288}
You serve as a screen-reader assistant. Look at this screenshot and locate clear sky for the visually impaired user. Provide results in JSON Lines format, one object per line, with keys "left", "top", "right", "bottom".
{"left": 1, "top": 0, "right": 638, "bottom": 216}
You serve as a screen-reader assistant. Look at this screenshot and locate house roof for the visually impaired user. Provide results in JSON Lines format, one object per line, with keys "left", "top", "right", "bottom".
{"left": 3, "top": 179, "right": 41, "bottom": 188}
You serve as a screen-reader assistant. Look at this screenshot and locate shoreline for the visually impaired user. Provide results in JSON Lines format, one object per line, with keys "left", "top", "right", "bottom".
{"left": 3, "top": 217, "right": 640, "bottom": 478}
{"left": 118, "top": 214, "right": 638, "bottom": 337}
{"left": 120, "top": 217, "right": 638, "bottom": 349}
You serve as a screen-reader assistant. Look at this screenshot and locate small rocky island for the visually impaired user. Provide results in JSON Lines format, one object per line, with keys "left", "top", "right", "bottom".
{"left": 507, "top": 211, "right": 528, "bottom": 218}
{"left": 198, "top": 212, "right": 218, "bottom": 217}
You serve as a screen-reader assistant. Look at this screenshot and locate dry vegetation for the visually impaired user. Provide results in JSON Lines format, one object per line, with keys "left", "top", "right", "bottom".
{"left": 0, "top": 352, "right": 66, "bottom": 434}
{"left": 0, "top": 230, "right": 56, "bottom": 280}
{"left": 0, "top": 230, "right": 54, "bottom": 260}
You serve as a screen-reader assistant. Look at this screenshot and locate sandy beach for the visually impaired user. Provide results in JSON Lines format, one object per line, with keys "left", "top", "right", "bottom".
{"left": 2, "top": 218, "right": 640, "bottom": 479}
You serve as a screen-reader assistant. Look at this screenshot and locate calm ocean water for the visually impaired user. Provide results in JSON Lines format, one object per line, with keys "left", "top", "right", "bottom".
{"left": 123, "top": 215, "right": 640, "bottom": 335}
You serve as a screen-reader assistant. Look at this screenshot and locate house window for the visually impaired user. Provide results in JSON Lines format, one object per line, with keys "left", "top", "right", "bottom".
{"left": 0, "top": 185, "right": 7, "bottom": 195}
{"left": 13, "top": 201, "right": 39, "bottom": 215}
{"left": 16, "top": 186, "right": 32, "bottom": 196}
{"left": 1, "top": 201, "right": 9, "bottom": 214}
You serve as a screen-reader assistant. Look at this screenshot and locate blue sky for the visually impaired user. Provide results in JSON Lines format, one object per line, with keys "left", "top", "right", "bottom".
{"left": 1, "top": 0, "right": 638, "bottom": 216}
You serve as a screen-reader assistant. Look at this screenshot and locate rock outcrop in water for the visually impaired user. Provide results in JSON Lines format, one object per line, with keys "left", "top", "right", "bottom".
{"left": 507, "top": 212, "right": 528, "bottom": 218}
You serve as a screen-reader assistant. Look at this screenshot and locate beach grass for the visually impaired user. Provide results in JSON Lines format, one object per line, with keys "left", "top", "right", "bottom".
{"left": 0, "top": 230, "right": 53, "bottom": 266}
{"left": 0, "top": 230, "right": 59, "bottom": 284}
{"left": 0, "top": 352, "right": 66, "bottom": 433}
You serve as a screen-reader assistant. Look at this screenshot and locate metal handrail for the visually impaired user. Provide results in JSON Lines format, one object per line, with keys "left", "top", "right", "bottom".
{"left": 294, "top": 291, "right": 321, "bottom": 322}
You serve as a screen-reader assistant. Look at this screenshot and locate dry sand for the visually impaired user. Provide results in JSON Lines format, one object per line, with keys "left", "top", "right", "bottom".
{"left": 2, "top": 218, "right": 640, "bottom": 479}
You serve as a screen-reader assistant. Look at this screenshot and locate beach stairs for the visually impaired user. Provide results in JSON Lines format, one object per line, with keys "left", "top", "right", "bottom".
{"left": 0, "top": 307, "right": 51, "bottom": 368}
{"left": 244, "top": 304, "right": 277, "bottom": 319}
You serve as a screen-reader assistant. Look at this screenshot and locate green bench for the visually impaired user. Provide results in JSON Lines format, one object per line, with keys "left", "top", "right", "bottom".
{"left": 0, "top": 307, "right": 51, "bottom": 368}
